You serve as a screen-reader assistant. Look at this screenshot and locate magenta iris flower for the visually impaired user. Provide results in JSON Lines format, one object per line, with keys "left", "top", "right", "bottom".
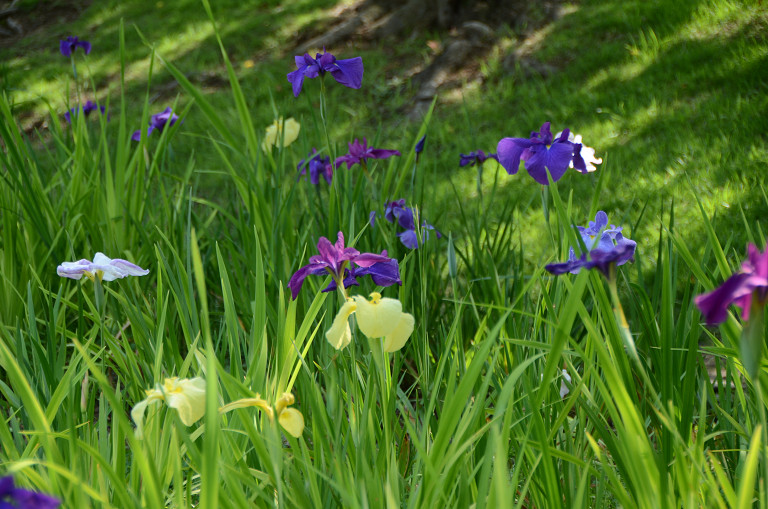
{"left": 60, "top": 36, "right": 91, "bottom": 57}
{"left": 64, "top": 100, "right": 106, "bottom": 123}
{"left": 497, "top": 122, "right": 586, "bottom": 185}
{"left": 695, "top": 243, "right": 768, "bottom": 326}
{"left": 459, "top": 150, "right": 498, "bottom": 167}
{"left": 287, "top": 50, "right": 363, "bottom": 97}
{"left": 0, "top": 476, "right": 60, "bottom": 509}
{"left": 298, "top": 148, "right": 334, "bottom": 185}
{"left": 545, "top": 211, "right": 636, "bottom": 277}
{"left": 287, "top": 232, "right": 400, "bottom": 299}
{"left": 334, "top": 138, "right": 401, "bottom": 170}
{"left": 131, "top": 107, "right": 179, "bottom": 141}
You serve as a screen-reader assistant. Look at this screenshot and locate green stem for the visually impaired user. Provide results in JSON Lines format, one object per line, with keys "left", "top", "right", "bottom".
{"left": 756, "top": 379, "right": 768, "bottom": 508}
{"left": 607, "top": 266, "right": 639, "bottom": 362}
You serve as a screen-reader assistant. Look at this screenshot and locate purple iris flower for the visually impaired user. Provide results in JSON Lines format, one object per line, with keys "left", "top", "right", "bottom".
{"left": 459, "top": 150, "right": 498, "bottom": 167}
{"left": 695, "top": 243, "right": 768, "bottom": 326}
{"left": 64, "top": 100, "right": 106, "bottom": 123}
{"left": 131, "top": 107, "right": 179, "bottom": 141}
{"left": 376, "top": 199, "right": 441, "bottom": 249}
{"left": 497, "top": 122, "right": 586, "bottom": 185}
{"left": 298, "top": 148, "right": 334, "bottom": 185}
{"left": 415, "top": 135, "right": 426, "bottom": 154}
{"left": 287, "top": 50, "right": 364, "bottom": 97}
{"left": 0, "top": 476, "right": 60, "bottom": 509}
{"left": 60, "top": 36, "right": 91, "bottom": 57}
{"left": 321, "top": 255, "right": 402, "bottom": 292}
{"left": 334, "top": 138, "right": 401, "bottom": 170}
{"left": 287, "top": 232, "right": 400, "bottom": 299}
{"left": 545, "top": 211, "right": 636, "bottom": 277}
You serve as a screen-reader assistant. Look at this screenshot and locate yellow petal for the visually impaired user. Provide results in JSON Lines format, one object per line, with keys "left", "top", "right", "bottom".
{"left": 326, "top": 300, "right": 357, "bottom": 350}
{"left": 274, "top": 392, "right": 295, "bottom": 415}
{"left": 352, "top": 293, "right": 402, "bottom": 338}
{"left": 282, "top": 118, "right": 300, "bottom": 147}
{"left": 219, "top": 396, "right": 272, "bottom": 417}
{"left": 163, "top": 377, "right": 207, "bottom": 426}
{"left": 278, "top": 407, "right": 305, "bottom": 438}
{"left": 382, "top": 312, "right": 415, "bottom": 352}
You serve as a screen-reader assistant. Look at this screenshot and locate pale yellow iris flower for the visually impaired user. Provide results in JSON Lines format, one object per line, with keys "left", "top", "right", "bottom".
{"left": 219, "top": 392, "right": 305, "bottom": 438}
{"left": 262, "top": 117, "right": 300, "bottom": 150}
{"left": 131, "top": 377, "right": 206, "bottom": 438}
{"left": 325, "top": 292, "right": 415, "bottom": 352}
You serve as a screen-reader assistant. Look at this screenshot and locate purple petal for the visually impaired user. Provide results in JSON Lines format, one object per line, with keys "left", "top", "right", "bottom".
{"left": 329, "top": 57, "right": 364, "bottom": 89}
{"left": 79, "top": 40, "right": 92, "bottom": 55}
{"left": 695, "top": 272, "right": 755, "bottom": 325}
{"left": 287, "top": 68, "right": 306, "bottom": 97}
{"left": 356, "top": 259, "right": 402, "bottom": 287}
{"left": 537, "top": 122, "right": 553, "bottom": 145}
{"left": 497, "top": 138, "right": 532, "bottom": 176}
{"left": 369, "top": 211, "right": 377, "bottom": 227}
{"left": 415, "top": 135, "right": 426, "bottom": 154}
{"left": 288, "top": 263, "right": 326, "bottom": 300}
{"left": 60, "top": 39, "right": 72, "bottom": 56}
{"left": 546, "top": 251, "right": 588, "bottom": 275}
{"left": 353, "top": 251, "right": 395, "bottom": 268}
{"left": 571, "top": 143, "right": 587, "bottom": 173}
{"left": 398, "top": 229, "right": 418, "bottom": 249}
{"left": 368, "top": 148, "right": 401, "bottom": 160}
{"left": 522, "top": 145, "right": 550, "bottom": 185}
{"left": 543, "top": 141, "right": 575, "bottom": 182}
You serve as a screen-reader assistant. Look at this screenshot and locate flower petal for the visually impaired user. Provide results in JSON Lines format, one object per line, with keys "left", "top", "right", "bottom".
{"left": 382, "top": 312, "right": 414, "bottom": 352}
{"left": 163, "top": 377, "right": 207, "bottom": 426}
{"left": 278, "top": 407, "right": 305, "bottom": 438}
{"left": 329, "top": 57, "right": 364, "bottom": 89}
{"left": 352, "top": 293, "right": 402, "bottom": 338}
{"left": 497, "top": 138, "right": 532, "bottom": 176}
{"left": 326, "top": 300, "right": 357, "bottom": 350}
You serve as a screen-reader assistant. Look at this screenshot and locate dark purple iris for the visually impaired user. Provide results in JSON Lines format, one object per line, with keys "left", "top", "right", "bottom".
{"left": 131, "top": 107, "right": 179, "bottom": 141}
{"left": 545, "top": 211, "right": 636, "bottom": 277}
{"left": 459, "top": 150, "right": 497, "bottom": 167}
{"left": 497, "top": 122, "right": 586, "bottom": 185}
{"left": 287, "top": 50, "right": 364, "bottom": 97}
{"left": 321, "top": 255, "right": 402, "bottom": 293}
{"left": 60, "top": 36, "right": 91, "bottom": 57}
{"left": 298, "top": 148, "right": 334, "bottom": 185}
{"left": 0, "top": 476, "right": 60, "bottom": 509}
{"left": 64, "top": 100, "right": 106, "bottom": 123}
{"left": 373, "top": 199, "right": 441, "bottom": 249}
{"left": 287, "top": 232, "right": 401, "bottom": 299}
{"left": 415, "top": 135, "right": 426, "bottom": 154}
{"left": 334, "top": 138, "right": 401, "bottom": 170}
{"left": 695, "top": 243, "right": 768, "bottom": 325}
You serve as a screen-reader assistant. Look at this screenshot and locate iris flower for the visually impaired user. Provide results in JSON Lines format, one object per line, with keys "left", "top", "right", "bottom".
{"left": 64, "top": 100, "right": 106, "bottom": 123}
{"left": 287, "top": 232, "right": 400, "bottom": 299}
{"left": 57, "top": 252, "right": 149, "bottom": 282}
{"left": 60, "top": 36, "right": 91, "bottom": 56}
{"left": 131, "top": 107, "right": 179, "bottom": 141}
{"left": 695, "top": 243, "right": 768, "bottom": 326}
{"left": 287, "top": 50, "right": 364, "bottom": 97}
{"left": 262, "top": 117, "right": 300, "bottom": 151}
{"left": 497, "top": 122, "right": 587, "bottom": 185}
{"left": 298, "top": 148, "right": 334, "bottom": 184}
{"left": 326, "top": 292, "right": 415, "bottom": 352}
{"left": 334, "top": 138, "right": 401, "bottom": 170}
{"left": 131, "top": 377, "right": 206, "bottom": 438}
{"left": 545, "top": 211, "right": 636, "bottom": 277}
{"left": 219, "top": 392, "right": 305, "bottom": 438}
{"left": 415, "top": 135, "right": 426, "bottom": 154}
{"left": 374, "top": 199, "right": 441, "bottom": 249}
{"left": 556, "top": 131, "right": 602, "bottom": 173}
{"left": 0, "top": 476, "right": 60, "bottom": 509}
{"left": 459, "top": 150, "right": 498, "bottom": 167}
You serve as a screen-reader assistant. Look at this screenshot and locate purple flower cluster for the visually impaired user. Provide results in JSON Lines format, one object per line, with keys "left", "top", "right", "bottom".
{"left": 298, "top": 148, "right": 334, "bottom": 185}
{"left": 335, "top": 138, "right": 400, "bottom": 170}
{"left": 59, "top": 36, "right": 90, "bottom": 57}
{"left": 459, "top": 150, "right": 497, "bottom": 167}
{"left": 695, "top": 243, "right": 768, "bottom": 325}
{"left": 497, "top": 122, "right": 588, "bottom": 185}
{"left": 371, "top": 199, "right": 441, "bottom": 249}
{"left": 64, "top": 100, "right": 106, "bottom": 123}
{"left": 1, "top": 476, "right": 60, "bottom": 509}
{"left": 287, "top": 50, "right": 364, "bottom": 97}
{"left": 545, "top": 211, "right": 636, "bottom": 277}
{"left": 131, "top": 107, "right": 179, "bottom": 141}
{"left": 288, "top": 232, "right": 401, "bottom": 299}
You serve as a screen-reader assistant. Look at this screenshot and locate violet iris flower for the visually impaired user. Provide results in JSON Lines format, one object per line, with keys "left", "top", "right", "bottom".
{"left": 60, "top": 36, "right": 91, "bottom": 57}
{"left": 695, "top": 243, "right": 768, "bottom": 326}
{"left": 322, "top": 256, "right": 402, "bottom": 292}
{"left": 334, "top": 138, "right": 401, "bottom": 170}
{"left": 0, "top": 476, "right": 60, "bottom": 509}
{"left": 298, "top": 148, "right": 334, "bottom": 185}
{"left": 287, "top": 50, "right": 364, "bottom": 97}
{"left": 459, "top": 150, "right": 498, "bottom": 167}
{"left": 497, "top": 122, "right": 586, "bottom": 185}
{"left": 545, "top": 211, "right": 636, "bottom": 277}
{"left": 287, "top": 232, "right": 401, "bottom": 299}
{"left": 131, "top": 107, "right": 179, "bottom": 141}
{"left": 376, "top": 199, "right": 441, "bottom": 249}
{"left": 64, "top": 100, "right": 106, "bottom": 123}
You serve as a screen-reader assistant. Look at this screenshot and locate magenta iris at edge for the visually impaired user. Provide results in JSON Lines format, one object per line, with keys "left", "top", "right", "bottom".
{"left": 60, "top": 36, "right": 91, "bottom": 57}
{"left": 695, "top": 243, "right": 768, "bottom": 326}
{"left": 334, "top": 138, "right": 401, "bottom": 170}
{"left": 497, "top": 122, "right": 590, "bottom": 185}
{"left": 131, "top": 107, "right": 179, "bottom": 141}
{"left": 0, "top": 475, "right": 60, "bottom": 509}
{"left": 287, "top": 232, "right": 401, "bottom": 299}
{"left": 287, "top": 50, "right": 364, "bottom": 97}
{"left": 298, "top": 148, "right": 334, "bottom": 185}
{"left": 545, "top": 211, "right": 636, "bottom": 277}
{"left": 371, "top": 199, "right": 441, "bottom": 249}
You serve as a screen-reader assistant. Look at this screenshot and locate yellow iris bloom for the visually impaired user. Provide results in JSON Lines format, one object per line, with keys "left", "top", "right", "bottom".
{"left": 325, "top": 292, "right": 415, "bottom": 352}
{"left": 131, "top": 377, "right": 206, "bottom": 438}
{"left": 262, "top": 117, "right": 300, "bottom": 150}
{"left": 218, "top": 392, "right": 305, "bottom": 438}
